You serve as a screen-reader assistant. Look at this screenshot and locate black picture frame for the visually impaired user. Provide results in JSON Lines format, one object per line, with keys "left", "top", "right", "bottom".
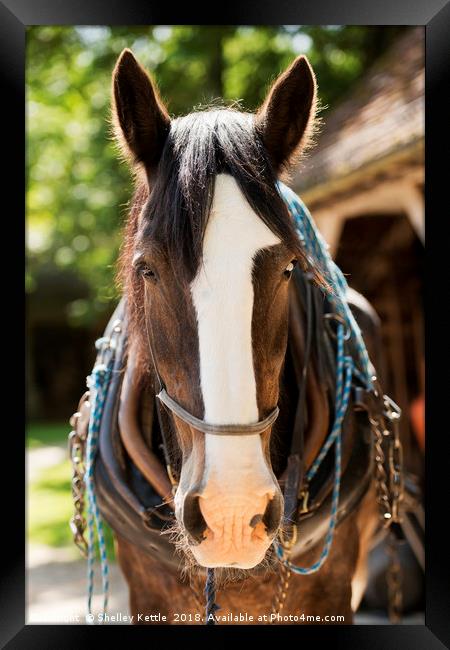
{"left": 6, "top": 0, "right": 449, "bottom": 646}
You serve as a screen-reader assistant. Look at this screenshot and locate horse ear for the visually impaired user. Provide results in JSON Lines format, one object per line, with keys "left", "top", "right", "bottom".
{"left": 255, "top": 55, "right": 317, "bottom": 174}
{"left": 112, "top": 49, "right": 170, "bottom": 169}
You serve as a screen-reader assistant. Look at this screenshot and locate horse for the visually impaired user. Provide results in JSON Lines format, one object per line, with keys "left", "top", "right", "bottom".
{"left": 77, "top": 49, "right": 393, "bottom": 625}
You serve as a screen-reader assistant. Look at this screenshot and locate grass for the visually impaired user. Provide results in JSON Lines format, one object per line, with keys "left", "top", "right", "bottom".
{"left": 28, "top": 422, "right": 116, "bottom": 560}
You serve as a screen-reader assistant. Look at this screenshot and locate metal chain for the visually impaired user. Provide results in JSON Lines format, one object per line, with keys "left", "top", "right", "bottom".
{"left": 386, "top": 528, "right": 403, "bottom": 624}
{"left": 270, "top": 560, "right": 292, "bottom": 622}
{"left": 388, "top": 414, "right": 404, "bottom": 524}
{"left": 69, "top": 325, "right": 121, "bottom": 564}
{"left": 368, "top": 386, "right": 405, "bottom": 623}
{"left": 68, "top": 396, "right": 90, "bottom": 557}
{"left": 370, "top": 414, "right": 394, "bottom": 526}
{"left": 369, "top": 390, "right": 404, "bottom": 528}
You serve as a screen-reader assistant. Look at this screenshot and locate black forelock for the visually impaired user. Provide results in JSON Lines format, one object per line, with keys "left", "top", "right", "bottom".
{"left": 141, "top": 107, "right": 306, "bottom": 281}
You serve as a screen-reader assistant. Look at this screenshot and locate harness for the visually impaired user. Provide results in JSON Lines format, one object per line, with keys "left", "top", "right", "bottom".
{"left": 69, "top": 184, "right": 409, "bottom": 624}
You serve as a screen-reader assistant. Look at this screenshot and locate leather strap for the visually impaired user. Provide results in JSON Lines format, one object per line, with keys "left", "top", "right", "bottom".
{"left": 292, "top": 418, "right": 373, "bottom": 558}
{"left": 282, "top": 269, "right": 313, "bottom": 527}
{"left": 118, "top": 354, "right": 174, "bottom": 505}
{"left": 157, "top": 388, "right": 279, "bottom": 436}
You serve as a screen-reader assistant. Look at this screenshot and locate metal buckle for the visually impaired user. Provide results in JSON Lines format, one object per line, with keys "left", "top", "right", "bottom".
{"left": 353, "top": 386, "right": 370, "bottom": 412}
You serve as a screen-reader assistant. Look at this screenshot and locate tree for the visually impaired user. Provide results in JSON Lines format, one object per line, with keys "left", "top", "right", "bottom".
{"left": 26, "top": 25, "right": 409, "bottom": 327}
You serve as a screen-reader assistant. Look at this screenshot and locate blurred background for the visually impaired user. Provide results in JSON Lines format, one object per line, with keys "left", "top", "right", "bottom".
{"left": 26, "top": 25, "right": 424, "bottom": 623}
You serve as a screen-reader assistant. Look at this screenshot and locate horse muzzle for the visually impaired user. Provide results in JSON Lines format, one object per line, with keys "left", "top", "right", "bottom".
{"left": 176, "top": 480, "right": 283, "bottom": 568}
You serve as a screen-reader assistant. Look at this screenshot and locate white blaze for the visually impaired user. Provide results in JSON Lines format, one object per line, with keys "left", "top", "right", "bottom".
{"left": 190, "top": 174, "right": 280, "bottom": 493}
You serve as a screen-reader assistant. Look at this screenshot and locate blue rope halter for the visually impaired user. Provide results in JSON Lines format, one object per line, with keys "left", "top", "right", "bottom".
{"left": 83, "top": 184, "right": 375, "bottom": 622}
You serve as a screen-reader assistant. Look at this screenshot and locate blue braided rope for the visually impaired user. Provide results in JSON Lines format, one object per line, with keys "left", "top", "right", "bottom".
{"left": 85, "top": 356, "right": 113, "bottom": 622}
{"left": 273, "top": 324, "right": 353, "bottom": 574}
{"left": 278, "top": 182, "right": 373, "bottom": 390}
{"left": 306, "top": 322, "right": 349, "bottom": 482}
{"left": 273, "top": 186, "right": 375, "bottom": 577}
{"left": 204, "top": 568, "right": 220, "bottom": 625}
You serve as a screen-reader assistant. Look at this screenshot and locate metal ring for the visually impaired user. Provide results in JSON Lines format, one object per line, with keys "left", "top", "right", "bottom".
{"left": 323, "top": 313, "right": 351, "bottom": 341}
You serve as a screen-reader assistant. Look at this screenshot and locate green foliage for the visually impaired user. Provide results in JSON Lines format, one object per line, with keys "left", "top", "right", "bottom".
{"left": 27, "top": 26, "right": 407, "bottom": 327}
{"left": 27, "top": 421, "right": 69, "bottom": 448}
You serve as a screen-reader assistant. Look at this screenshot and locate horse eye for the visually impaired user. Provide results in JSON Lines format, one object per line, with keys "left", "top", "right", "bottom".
{"left": 140, "top": 266, "right": 157, "bottom": 282}
{"left": 283, "top": 259, "right": 297, "bottom": 279}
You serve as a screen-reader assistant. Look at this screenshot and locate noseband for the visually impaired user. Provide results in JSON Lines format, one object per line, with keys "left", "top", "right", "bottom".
{"left": 157, "top": 387, "right": 279, "bottom": 436}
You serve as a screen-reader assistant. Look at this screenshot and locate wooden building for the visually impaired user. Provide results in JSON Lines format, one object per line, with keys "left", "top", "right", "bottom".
{"left": 293, "top": 27, "right": 425, "bottom": 471}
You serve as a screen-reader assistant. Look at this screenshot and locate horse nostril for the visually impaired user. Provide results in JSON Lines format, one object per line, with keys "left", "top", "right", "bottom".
{"left": 183, "top": 494, "right": 208, "bottom": 545}
{"left": 261, "top": 492, "right": 283, "bottom": 537}
{"left": 249, "top": 513, "right": 263, "bottom": 528}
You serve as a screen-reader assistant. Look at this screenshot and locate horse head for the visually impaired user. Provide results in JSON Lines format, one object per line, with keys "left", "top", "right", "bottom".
{"left": 113, "top": 50, "right": 319, "bottom": 570}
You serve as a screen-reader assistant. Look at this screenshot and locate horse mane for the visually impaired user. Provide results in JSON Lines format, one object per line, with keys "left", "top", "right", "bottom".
{"left": 117, "top": 107, "right": 320, "bottom": 380}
